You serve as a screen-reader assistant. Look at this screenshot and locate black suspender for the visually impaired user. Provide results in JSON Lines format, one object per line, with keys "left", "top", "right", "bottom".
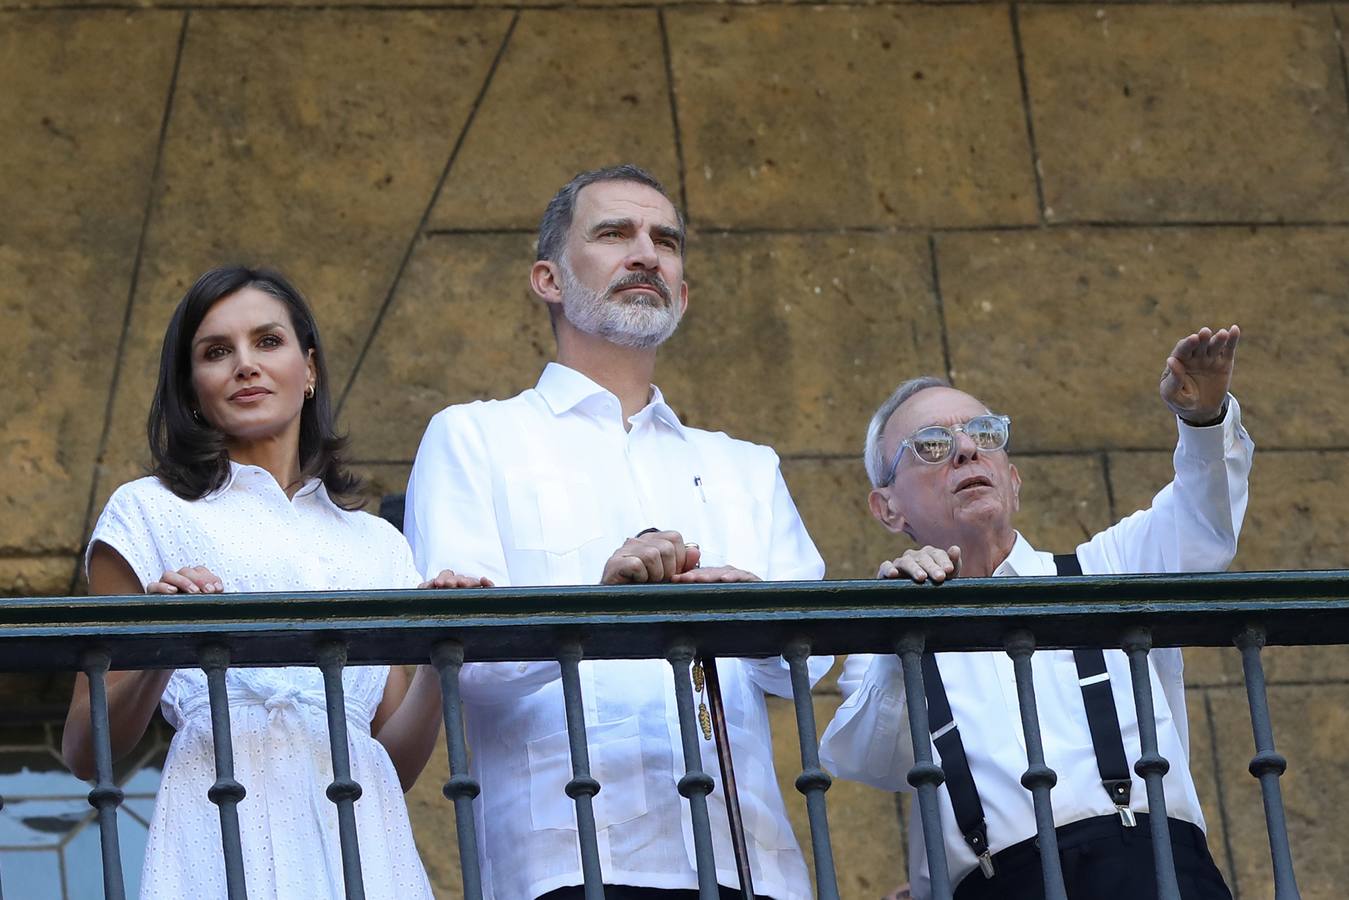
{"left": 921, "top": 653, "right": 995, "bottom": 877}
{"left": 1054, "top": 553, "right": 1136, "bottom": 827}
{"left": 921, "top": 551, "right": 1136, "bottom": 881}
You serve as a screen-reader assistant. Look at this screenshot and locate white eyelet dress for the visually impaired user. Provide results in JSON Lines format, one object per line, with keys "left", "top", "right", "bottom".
{"left": 87, "top": 465, "right": 434, "bottom": 900}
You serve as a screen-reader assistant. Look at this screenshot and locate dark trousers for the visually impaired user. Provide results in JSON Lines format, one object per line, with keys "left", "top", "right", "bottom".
{"left": 537, "top": 888, "right": 747, "bottom": 900}
{"left": 953, "top": 813, "right": 1232, "bottom": 900}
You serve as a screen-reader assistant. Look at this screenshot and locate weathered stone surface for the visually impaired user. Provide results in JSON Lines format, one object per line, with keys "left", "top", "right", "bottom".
{"left": 1209, "top": 684, "right": 1349, "bottom": 898}
{"left": 0, "top": 558, "right": 76, "bottom": 597}
{"left": 660, "top": 232, "right": 943, "bottom": 456}
{"left": 0, "top": 12, "right": 181, "bottom": 555}
{"left": 938, "top": 228, "right": 1349, "bottom": 451}
{"left": 667, "top": 6, "right": 1038, "bottom": 228}
{"left": 342, "top": 233, "right": 552, "bottom": 462}
{"left": 768, "top": 693, "right": 906, "bottom": 896}
{"left": 1185, "top": 687, "right": 1238, "bottom": 891}
{"left": 96, "top": 10, "right": 514, "bottom": 497}
{"left": 1021, "top": 6, "right": 1349, "bottom": 222}
{"left": 429, "top": 10, "right": 680, "bottom": 230}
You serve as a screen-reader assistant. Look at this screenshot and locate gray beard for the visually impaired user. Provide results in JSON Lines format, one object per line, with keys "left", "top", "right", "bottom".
{"left": 558, "top": 260, "right": 683, "bottom": 350}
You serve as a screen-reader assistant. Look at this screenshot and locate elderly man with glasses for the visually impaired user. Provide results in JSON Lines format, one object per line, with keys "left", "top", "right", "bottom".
{"left": 819, "top": 326, "right": 1250, "bottom": 900}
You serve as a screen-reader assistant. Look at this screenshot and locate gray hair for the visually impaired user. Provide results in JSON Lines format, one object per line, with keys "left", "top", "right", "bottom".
{"left": 536, "top": 164, "right": 686, "bottom": 263}
{"left": 863, "top": 376, "right": 952, "bottom": 488}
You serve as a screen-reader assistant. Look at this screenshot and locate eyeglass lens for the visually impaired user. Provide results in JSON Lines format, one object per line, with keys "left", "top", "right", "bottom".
{"left": 911, "top": 416, "right": 1007, "bottom": 463}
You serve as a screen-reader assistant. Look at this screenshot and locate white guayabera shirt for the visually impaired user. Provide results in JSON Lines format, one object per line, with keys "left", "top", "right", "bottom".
{"left": 405, "top": 362, "right": 829, "bottom": 900}
{"left": 819, "top": 396, "right": 1254, "bottom": 900}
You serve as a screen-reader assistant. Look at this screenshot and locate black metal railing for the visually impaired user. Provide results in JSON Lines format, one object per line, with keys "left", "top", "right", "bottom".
{"left": 3, "top": 569, "right": 1347, "bottom": 900}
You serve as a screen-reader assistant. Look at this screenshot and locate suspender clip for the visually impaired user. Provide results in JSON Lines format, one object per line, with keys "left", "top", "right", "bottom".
{"left": 1105, "top": 779, "right": 1135, "bottom": 827}
{"left": 977, "top": 851, "right": 995, "bottom": 879}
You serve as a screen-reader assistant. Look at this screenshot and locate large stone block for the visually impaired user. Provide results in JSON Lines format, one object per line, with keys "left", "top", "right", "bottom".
{"left": 96, "top": 10, "right": 514, "bottom": 492}
{"left": 1021, "top": 6, "right": 1349, "bottom": 222}
{"left": 1208, "top": 684, "right": 1349, "bottom": 899}
{"left": 429, "top": 10, "right": 680, "bottom": 230}
{"left": 667, "top": 6, "right": 1038, "bottom": 228}
{"left": 0, "top": 557, "right": 76, "bottom": 597}
{"left": 0, "top": 12, "right": 181, "bottom": 557}
{"left": 1111, "top": 449, "right": 1349, "bottom": 685}
{"left": 1186, "top": 687, "right": 1238, "bottom": 891}
{"left": 659, "top": 232, "right": 943, "bottom": 456}
{"left": 341, "top": 233, "right": 552, "bottom": 462}
{"left": 938, "top": 228, "right": 1349, "bottom": 451}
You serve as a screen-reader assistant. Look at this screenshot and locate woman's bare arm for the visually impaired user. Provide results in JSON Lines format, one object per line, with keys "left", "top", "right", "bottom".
{"left": 61, "top": 545, "right": 175, "bottom": 780}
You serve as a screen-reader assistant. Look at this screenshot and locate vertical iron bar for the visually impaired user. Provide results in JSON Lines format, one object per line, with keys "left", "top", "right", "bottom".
{"left": 0, "top": 792, "right": 5, "bottom": 900}
{"left": 1003, "top": 630, "right": 1067, "bottom": 900}
{"left": 317, "top": 640, "right": 366, "bottom": 900}
{"left": 430, "top": 641, "right": 484, "bottom": 900}
{"left": 82, "top": 648, "right": 126, "bottom": 900}
{"left": 666, "top": 641, "right": 720, "bottom": 899}
{"left": 700, "top": 655, "right": 756, "bottom": 897}
{"left": 782, "top": 639, "right": 840, "bottom": 900}
{"left": 557, "top": 639, "right": 606, "bottom": 899}
{"left": 896, "top": 632, "right": 953, "bottom": 900}
{"left": 1235, "top": 625, "right": 1302, "bottom": 900}
{"left": 1120, "top": 628, "right": 1181, "bottom": 900}
{"left": 199, "top": 645, "right": 249, "bottom": 900}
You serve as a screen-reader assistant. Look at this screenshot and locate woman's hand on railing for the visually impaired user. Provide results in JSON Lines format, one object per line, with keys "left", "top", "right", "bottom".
{"left": 420, "top": 569, "right": 495, "bottom": 589}
{"left": 878, "top": 546, "right": 961, "bottom": 584}
{"left": 147, "top": 565, "right": 224, "bottom": 594}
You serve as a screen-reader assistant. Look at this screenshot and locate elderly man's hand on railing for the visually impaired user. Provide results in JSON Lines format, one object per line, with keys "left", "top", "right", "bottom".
{"left": 878, "top": 545, "right": 961, "bottom": 584}
{"left": 600, "top": 529, "right": 701, "bottom": 584}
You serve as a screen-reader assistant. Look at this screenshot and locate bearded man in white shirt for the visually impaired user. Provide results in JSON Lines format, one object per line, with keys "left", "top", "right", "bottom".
{"left": 405, "top": 165, "right": 827, "bottom": 900}
{"left": 819, "top": 326, "right": 1249, "bottom": 900}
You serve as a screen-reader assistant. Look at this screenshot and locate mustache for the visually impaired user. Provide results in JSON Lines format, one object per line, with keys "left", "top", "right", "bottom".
{"left": 607, "top": 271, "right": 673, "bottom": 305}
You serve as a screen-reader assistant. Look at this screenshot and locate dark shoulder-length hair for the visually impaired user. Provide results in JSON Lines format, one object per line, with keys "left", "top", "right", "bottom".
{"left": 147, "top": 265, "right": 364, "bottom": 509}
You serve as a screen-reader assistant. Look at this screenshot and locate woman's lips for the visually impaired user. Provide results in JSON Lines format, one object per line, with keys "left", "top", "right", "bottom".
{"left": 228, "top": 387, "right": 270, "bottom": 402}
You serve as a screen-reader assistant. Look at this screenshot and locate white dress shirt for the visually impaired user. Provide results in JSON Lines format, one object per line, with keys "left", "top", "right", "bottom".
{"left": 819, "top": 397, "right": 1253, "bottom": 900}
{"left": 89, "top": 464, "right": 433, "bottom": 899}
{"left": 405, "top": 362, "right": 828, "bottom": 900}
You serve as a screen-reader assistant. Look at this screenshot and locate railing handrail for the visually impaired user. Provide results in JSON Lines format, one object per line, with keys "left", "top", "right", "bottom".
{"left": 2, "top": 569, "right": 1347, "bottom": 671}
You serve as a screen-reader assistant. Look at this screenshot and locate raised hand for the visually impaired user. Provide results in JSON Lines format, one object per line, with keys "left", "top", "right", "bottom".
{"left": 1160, "top": 325, "right": 1240, "bottom": 424}
{"left": 420, "top": 569, "right": 494, "bottom": 589}
{"left": 147, "top": 565, "right": 223, "bottom": 594}
{"left": 878, "top": 546, "right": 961, "bottom": 584}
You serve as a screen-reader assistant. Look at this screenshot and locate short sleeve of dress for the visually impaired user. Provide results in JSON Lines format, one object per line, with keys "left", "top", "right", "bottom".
{"left": 86, "top": 481, "right": 164, "bottom": 590}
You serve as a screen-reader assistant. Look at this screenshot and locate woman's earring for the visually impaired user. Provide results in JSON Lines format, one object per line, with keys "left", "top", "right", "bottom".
{"left": 191, "top": 408, "right": 205, "bottom": 424}
{"left": 304, "top": 384, "right": 315, "bottom": 400}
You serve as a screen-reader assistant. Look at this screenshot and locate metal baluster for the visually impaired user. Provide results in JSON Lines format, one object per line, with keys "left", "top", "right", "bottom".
{"left": 782, "top": 639, "right": 840, "bottom": 900}
{"left": 317, "top": 641, "right": 366, "bottom": 900}
{"left": 896, "top": 633, "right": 954, "bottom": 900}
{"left": 199, "top": 645, "right": 249, "bottom": 899}
{"left": 1235, "top": 625, "right": 1302, "bottom": 899}
{"left": 558, "top": 640, "right": 606, "bottom": 899}
{"left": 430, "top": 641, "right": 484, "bottom": 900}
{"left": 666, "top": 641, "right": 720, "bottom": 899}
{"left": 1120, "top": 628, "right": 1180, "bottom": 900}
{"left": 1003, "top": 630, "right": 1067, "bottom": 900}
{"left": 82, "top": 648, "right": 127, "bottom": 900}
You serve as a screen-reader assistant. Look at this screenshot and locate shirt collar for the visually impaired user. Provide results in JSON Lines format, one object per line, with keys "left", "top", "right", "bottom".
{"left": 535, "top": 362, "right": 688, "bottom": 439}
{"left": 203, "top": 460, "right": 329, "bottom": 506}
{"left": 991, "top": 531, "right": 1052, "bottom": 577}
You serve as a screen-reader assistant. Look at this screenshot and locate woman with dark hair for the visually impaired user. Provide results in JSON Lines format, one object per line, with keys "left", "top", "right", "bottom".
{"left": 62, "top": 266, "right": 485, "bottom": 899}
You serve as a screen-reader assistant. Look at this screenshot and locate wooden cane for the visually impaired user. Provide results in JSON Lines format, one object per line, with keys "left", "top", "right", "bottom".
{"left": 701, "top": 653, "right": 757, "bottom": 898}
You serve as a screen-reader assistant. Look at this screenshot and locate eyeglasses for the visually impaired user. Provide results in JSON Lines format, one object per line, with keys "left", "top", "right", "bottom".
{"left": 881, "top": 414, "right": 1011, "bottom": 485}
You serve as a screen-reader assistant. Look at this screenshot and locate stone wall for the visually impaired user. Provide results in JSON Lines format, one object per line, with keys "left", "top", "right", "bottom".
{"left": 3, "top": 0, "right": 1348, "bottom": 897}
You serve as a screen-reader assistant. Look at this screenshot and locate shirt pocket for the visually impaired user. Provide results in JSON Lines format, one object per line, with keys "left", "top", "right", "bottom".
{"left": 526, "top": 716, "right": 649, "bottom": 832}
{"left": 698, "top": 483, "right": 768, "bottom": 573}
{"left": 504, "top": 470, "right": 603, "bottom": 555}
